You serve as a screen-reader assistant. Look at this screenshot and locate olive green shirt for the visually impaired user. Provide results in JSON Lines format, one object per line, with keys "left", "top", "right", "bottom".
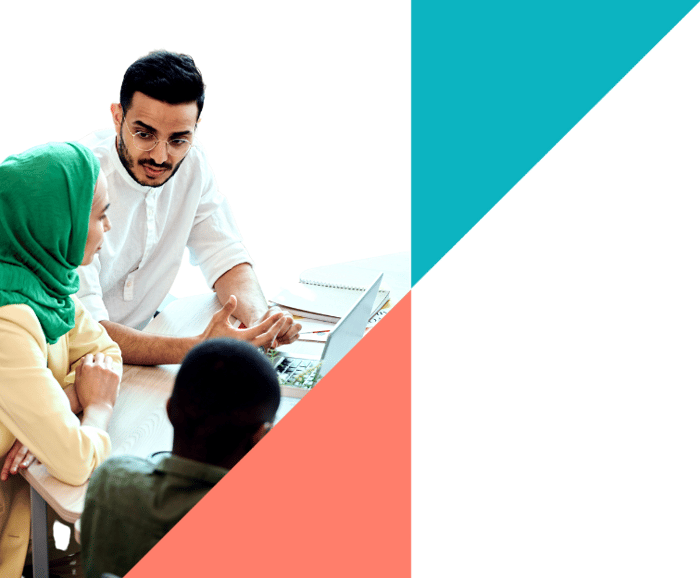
{"left": 81, "top": 453, "right": 228, "bottom": 578}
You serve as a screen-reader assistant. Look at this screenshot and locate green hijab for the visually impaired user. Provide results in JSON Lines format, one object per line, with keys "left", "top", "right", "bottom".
{"left": 0, "top": 142, "right": 100, "bottom": 344}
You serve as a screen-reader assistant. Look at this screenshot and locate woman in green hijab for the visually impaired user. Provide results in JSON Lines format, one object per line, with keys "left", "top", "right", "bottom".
{"left": 0, "top": 142, "right": 122, "bottom": 578}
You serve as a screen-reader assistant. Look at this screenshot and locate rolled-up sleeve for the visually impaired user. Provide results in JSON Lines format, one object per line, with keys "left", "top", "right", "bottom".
{"left": 77, "top": 255, "right": 111, "bottom": 323}
{"left": 186, "top": 157, "right": 252, "bottom": 288}
{"left": 0, "top": 305, "right": 112, "bottom": 486}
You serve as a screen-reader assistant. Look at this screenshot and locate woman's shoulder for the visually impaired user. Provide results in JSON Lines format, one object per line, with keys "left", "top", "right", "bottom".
{"left": 70, "top": 294, "right": 102, "bottom": 331}
{"left": 0, "top": 303, "right": 47, "bottom": 353}
{"left": 70, "top": 294, "right": 87, "bottom": 313}
{"left": 0, "top": 303, "right": 43, "bottom": 333}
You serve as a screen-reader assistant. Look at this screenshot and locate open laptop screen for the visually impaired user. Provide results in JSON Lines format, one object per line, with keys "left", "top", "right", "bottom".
{"left": 317, "top": 273, "right": 383, "bottom": 377}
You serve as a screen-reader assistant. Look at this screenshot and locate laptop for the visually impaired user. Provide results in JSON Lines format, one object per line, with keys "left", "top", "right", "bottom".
{"left": 273, "top": 273, "right": 384, "bottom": 387}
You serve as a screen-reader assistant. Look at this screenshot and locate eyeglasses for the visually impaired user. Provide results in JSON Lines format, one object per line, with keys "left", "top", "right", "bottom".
{"left": 122, "top": 121, "right": 194, "bottom": 157}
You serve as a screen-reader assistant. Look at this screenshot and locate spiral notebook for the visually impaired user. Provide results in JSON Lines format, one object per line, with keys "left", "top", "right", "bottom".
{"left": 270, "top": 266, "right": 390, "bottom": 323}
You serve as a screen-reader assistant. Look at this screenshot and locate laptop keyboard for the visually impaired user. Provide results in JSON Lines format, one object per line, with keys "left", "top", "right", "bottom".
{"left": 276, "top": 357, "right": 321, "bottom": 387}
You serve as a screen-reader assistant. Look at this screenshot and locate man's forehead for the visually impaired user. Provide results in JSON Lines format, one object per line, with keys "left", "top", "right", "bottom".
{"left": 126, "top": 92, "right": 199, "bottom": 135}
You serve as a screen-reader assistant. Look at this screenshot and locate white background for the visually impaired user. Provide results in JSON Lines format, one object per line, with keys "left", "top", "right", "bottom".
{"left": 414, "top": 5, "right": 700, "bottom": 576}
{"left": 1, "top": 1, "right": 410, "bottom": 298}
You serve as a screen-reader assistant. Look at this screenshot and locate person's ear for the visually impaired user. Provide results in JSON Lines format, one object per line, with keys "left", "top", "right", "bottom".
{"left": 166, "top": 397, "right": 188, "bottom": 429}
{"left": 110, "top": 103, "right": 123, "bottom": 132}
{"left": 252, "top": 422, "right": 272, "bottom": 446}
{"left": 166, "top": 397, "right": 175, "bottom": 424}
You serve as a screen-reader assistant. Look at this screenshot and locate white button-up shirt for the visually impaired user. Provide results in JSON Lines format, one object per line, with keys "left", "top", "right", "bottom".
{"left": 77, "top": 130, "right": 251, "bottom": 330}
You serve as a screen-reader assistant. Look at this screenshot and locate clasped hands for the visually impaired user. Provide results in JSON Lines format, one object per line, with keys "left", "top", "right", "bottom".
{"left": 1, "top": 352, "right": 120, "bottom": 481}
{"left": 200, "top": 295, "right": 301, "bottom": 349}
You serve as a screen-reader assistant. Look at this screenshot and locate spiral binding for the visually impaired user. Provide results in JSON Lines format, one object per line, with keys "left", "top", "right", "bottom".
{"left": 299, "top": 277, "right": 367, "bottom": 291}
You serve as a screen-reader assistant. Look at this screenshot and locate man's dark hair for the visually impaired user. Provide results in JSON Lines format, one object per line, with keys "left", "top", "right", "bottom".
{"left": 120, "top": 50, "right": 206, "bottom": 117}
{"left": 168, "top": 338, "right": 280, "bottom": 466}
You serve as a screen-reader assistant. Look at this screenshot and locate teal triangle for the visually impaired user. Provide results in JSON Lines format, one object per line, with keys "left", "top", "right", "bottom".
{"left": 412, "top": 0, "right": 699, "bottom": 285}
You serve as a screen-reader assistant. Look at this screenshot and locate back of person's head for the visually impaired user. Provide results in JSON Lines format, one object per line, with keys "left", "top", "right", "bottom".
{"left": 120, "top": 50, "right": 206, "bottom": 118}
{"left": 167, "top": 338, "right": 280, "bottom": 468}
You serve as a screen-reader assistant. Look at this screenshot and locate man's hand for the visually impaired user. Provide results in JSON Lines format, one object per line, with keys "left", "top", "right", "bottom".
{"left": 1, "top": 439, "right": 37, "bottom": 481}
{"left": 256, "top": 305, "right": 301, "bottom": 347}
{"left": 201, "top": 296, "right": 289, "bottom": 349}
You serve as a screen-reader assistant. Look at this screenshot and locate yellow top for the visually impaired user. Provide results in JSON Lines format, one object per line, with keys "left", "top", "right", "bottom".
{"left": 0, "top": 296, "right": 122, "bottom": 577}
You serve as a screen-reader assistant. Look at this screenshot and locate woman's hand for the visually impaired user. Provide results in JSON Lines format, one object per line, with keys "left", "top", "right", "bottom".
{"left": 1, "top": 440, "right": 37, "bottom": 481}
{"left": 63, "top": 383, "right": 83, "bottom": 414}
{"left": 74, "top": 352, "right": 120, "bottom": 411}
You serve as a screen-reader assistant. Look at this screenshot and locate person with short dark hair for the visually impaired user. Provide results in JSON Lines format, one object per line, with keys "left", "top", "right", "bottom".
{"left": 77, "top": 50, "right": 301, "bottom": 365}
{"left": 81, "top": 338, "right": 281, "bottom": 578}
{"left": 119, "top": 51, "right": 206, "bottom": 118}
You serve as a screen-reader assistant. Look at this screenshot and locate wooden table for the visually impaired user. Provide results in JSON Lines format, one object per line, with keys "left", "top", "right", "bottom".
{"left": 20, "top": 312, "right": 306, "bottom": 578}
{"left": 21, "top": 251, "right": 409, "bottom": 577}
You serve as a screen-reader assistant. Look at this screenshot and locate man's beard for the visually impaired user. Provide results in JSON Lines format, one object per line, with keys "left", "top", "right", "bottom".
{"left": 116, "top": 128, "right": 186, "bottom": 187}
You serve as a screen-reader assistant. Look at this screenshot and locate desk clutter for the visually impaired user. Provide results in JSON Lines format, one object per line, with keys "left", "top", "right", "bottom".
{"left": 267, "top": 272, "right": 385, "bottom": 401}
{"left": 295, "top": 305, "right": 390, "bottom": 343}
{"left": 270, "top": 264, "right": 390, "bottom": 323}
{"left": 275, "top": 356, "right": 321, "bottom": 388}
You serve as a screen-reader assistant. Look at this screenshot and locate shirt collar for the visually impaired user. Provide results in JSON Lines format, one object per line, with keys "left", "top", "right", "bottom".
{"left": 154, "top": 453, "right": 229, "bottom": 486}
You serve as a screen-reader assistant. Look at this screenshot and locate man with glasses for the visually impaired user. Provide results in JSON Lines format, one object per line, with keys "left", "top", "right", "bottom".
{"left": 77, "top": 51, "right": 300, "bottom": 365}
